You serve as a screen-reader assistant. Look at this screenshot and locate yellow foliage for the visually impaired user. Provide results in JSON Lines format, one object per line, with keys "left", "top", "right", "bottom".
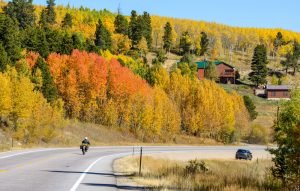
{"left": 278, "top": 43, "right": 293, "bottom": 56}
{"left": 152, "top": 66, "right": 170, "bottom": 89}
{"left": 112, "top": 33, "right": 131, "bottom": 54}
{"left": 0, "top": 68, "right": 64, "bottom": 144}
{"left": 0, "top": 74, "right": 12, "bottom": 117}
{"left": 101, "top": 99, "right": 118, "bottom": 127}
{"left": 138, "top": 37, "right": 149, "bottom": 55}
{"left": 167, "top": 70, "right": 249, "bottom": 141}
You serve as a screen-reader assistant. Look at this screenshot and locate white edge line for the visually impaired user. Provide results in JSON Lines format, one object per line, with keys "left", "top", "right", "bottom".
{"left": 69, "top": 153, "right": 127, "bottom": 191}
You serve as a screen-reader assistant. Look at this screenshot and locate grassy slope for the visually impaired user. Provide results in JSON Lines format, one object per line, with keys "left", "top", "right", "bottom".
{"left": 220, "top": 84, "right": 277, "bottom": 130}
{"left": 55, "top": 121, "right": 220, "bottom": 146}
{"left": 0, "top": 121, "right": 220, "bottom": 152}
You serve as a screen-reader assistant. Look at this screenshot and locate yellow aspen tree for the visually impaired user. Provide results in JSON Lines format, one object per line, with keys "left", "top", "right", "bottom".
{"left": 0, "top": 73, "right": 12, "bottom": 118}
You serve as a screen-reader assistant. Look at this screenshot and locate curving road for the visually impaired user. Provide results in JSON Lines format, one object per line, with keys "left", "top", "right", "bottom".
{"left": 0, "top": 146, "right": 269, "bottom": 191}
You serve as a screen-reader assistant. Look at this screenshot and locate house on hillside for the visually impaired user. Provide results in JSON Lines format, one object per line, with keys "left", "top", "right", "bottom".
{"left": 196, "top": 61, "right": 236, "bottom": 84}
{"left": 265, "top": 85, "right": 291, "bottom": 100}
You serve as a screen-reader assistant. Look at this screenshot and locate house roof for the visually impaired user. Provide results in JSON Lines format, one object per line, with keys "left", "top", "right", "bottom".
{"left": 195, "top": 61, "right": 234, "bottom": 69}
{"left": 266, "top": 85, "right": 290, "bottom": 90}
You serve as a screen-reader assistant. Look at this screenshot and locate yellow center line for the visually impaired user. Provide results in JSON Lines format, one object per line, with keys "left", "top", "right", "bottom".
{"left": 0, "top": 170, "right": 8, "bottom": 173}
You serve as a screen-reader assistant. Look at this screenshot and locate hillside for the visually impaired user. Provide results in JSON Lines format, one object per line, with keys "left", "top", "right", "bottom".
{"left": 28, "top": 3, "right": 300, "bottom": 83}
{"left": 1, "top": 1, "right": 299, "bottom": 73}
{"left": 0, "top": 0, "right": 298, "bottom": 149}
{"left": 1, "top": 2, "right": 300, "bottom": 61}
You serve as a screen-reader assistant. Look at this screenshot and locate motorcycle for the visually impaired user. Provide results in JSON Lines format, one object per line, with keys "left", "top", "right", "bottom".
{"left": 80, "top": 144, "right": 89, "bottom": 155}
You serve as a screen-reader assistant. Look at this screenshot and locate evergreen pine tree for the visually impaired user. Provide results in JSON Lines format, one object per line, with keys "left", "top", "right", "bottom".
{"left": 142, "top": 12, "right": 152, "bottom": 49}
{"left": 282, "top": 41, "right": 300, "bottom": 75}
{"left": 273, "top": 32, "right": 284, "bottom": 54}
{"left": 114, "top": 13, "right": 128, "bottom": 35}
{"left": 249, "top": 44, "right": 268, "bottom": 86}
{"left": 179, "top": 31, "right": 192, "bottom": 54}
{"left": 94, "top": 19, "right": 112, "bottom": 50}
{"left": 33, "top": 57, "right": 57, "bottom": 102}
{"left": 0, "top": 43, "right": 10, "bottom": 72}
{"left": 37, "top": 28, "right": 50, "bottom": 58}
{"left": 45, "top": 27, "right": 63, "bottom": 53}
{"left": 86, "top": 38, "right": 98, "bottom": 53}
{"left": 62, "top": 13, "right": 73, "bottom": 28}
{"left": 0, "top": 14, "right": 22, "bottom": 63}
{"left": 200, "top": 31, "right": 209, "bottom": 56}
{"left": 129, "top": 10, "right": 142, "bottom": 49}
{"left": 4, "top": 0, "right": 36, "bottom": 29}
{"left": 281, "top": 52, "right": 294, "bottom": 75}
{"left": 23, "top": 27, "right": 38, "bottom": 52}
{"left": 72, "top": 32, "right": 85, "bottom": 51}
{"left": 59, "top": 33, "right": 74, "bottom": 55}
{"left": 163, "top": 22, "right": 172, "bottom": 52}
{"left": 46, "top": 0, "right": 56, "bottom": 25}
{"left": 39, "top": 9, "right": 48, "bottom": 27}
{"left": 291, "top": 40, "right": 300, "bottom": 75}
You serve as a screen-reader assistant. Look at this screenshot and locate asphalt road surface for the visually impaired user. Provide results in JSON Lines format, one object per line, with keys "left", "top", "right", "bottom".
{"left": 0, "top": 146, "right": 269, "bottom": 191}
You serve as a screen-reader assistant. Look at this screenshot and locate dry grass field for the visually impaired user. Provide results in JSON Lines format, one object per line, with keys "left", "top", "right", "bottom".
{"left": 115, "top": 156, "right": 283, "bottom": 191}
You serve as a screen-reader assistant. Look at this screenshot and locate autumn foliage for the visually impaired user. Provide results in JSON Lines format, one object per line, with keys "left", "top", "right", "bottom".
{"left": 43, "top": 50, "right": 180, "bottom": 141}
{"left": 30, "top": 50, "right": 247, "bottom": 142}
{"left": 0, "top": 68, "right": 64, "bottom": 144}
{"left": 165, "top": 69, "right": 249, "bottom": 142}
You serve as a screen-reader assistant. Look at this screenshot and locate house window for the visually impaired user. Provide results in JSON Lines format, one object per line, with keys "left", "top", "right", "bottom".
{"left": 224, "top": 69, "right": 233, "bottom": 74}
{"left": 271, "top": 91, "right": 276, "bottom": 97}
{"left": 283, "top": 91, "right": 288, "bottom": 97}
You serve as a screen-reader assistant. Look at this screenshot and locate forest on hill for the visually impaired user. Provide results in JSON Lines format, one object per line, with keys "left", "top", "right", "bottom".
{"left": 2, "top": 0, "right": 299, "bottom": 145}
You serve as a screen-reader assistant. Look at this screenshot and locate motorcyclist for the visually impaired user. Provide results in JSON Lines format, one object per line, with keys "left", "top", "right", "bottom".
{"left": 81, "top": 137, "right": 90, "bottom": 150}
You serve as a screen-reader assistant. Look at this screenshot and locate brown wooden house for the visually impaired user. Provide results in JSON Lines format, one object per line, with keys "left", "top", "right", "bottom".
{"left": 196, "top": 61, "right": 236, "bottom": 83}
{"left": 266, "top": 85, "right": 291, "bottom": 100}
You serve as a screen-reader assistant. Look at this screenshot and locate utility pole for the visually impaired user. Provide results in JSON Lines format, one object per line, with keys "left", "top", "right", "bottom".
{"left": 276, "top": 101, "right": 280, "bottom": 127}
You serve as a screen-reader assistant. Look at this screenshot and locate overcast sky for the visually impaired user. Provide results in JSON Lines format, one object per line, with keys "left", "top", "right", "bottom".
{"left": 32, "top": 0, "right": 300, "bottom": 32}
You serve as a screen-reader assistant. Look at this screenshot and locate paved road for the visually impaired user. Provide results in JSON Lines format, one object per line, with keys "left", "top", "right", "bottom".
{"left": 0, "top": 146, "right": 269, "bottom": 191}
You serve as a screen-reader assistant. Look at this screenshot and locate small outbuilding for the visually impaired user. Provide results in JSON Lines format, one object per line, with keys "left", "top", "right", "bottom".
{"left": 265, "top": 85, "right": 291, "bottom": 100}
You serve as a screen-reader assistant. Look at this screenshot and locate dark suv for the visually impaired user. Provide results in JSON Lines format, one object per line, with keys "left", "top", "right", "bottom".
{"left": 235, "top": 149, "right": 252, "bottom": 160}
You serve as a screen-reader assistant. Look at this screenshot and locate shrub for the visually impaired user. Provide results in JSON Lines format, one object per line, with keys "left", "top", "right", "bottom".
{"left": 185, "top": 160, "right": 209, "bottom": 174}
{"left": 243, "top": 95, "right": 258, "bottom": 120}
{"left": 204, "top": 61, "right": 218, "bottom": 81}
{"left": 248, "top": 124, "right": 269, "bottom": 144}
{"left": 180, "top": 53, "right": 193, "bottom": 64}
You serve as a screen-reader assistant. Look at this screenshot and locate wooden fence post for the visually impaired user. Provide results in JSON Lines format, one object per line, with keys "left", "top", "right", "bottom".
{"left": 139, "top": 147, "right": 143, "bottom": 176}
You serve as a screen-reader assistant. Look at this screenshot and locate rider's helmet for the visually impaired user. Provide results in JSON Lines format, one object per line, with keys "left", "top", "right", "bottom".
{"left": 85, "top": 137, "right": 88, "bottom": 140}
